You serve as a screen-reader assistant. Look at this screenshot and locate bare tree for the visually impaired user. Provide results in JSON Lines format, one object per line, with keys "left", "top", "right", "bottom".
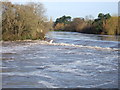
{"left": 2, "top": 2, "right": 50, "bottom": 40}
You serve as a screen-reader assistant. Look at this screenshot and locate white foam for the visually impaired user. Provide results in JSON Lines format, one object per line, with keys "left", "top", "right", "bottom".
{"left": 77, "top": 81, "right": 116, "bottom": 88}
{"left": 2, "top": 41, "right": 39, "bottom": 53}
{"left": 24, "top": 66, "right": 47, "bottom": 69}
{"left": 2, "top": 40, "right": 119, "bottom": 52}
{"left": 85, "top": 81, "right": 115, "bottom": 88}
{"left": 46, "top": 60, "right": 92, "bottom": 76}
{"left": 36, "top": 41, "right": 119, "bottom": 51}
{"left": 38, "top": 81, "right": 58, "bottom": 88}
{"left": 2, "top": 71, "right": 53, "bottom": 79}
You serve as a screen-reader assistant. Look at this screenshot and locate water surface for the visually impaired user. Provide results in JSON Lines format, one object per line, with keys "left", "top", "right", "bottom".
{"left": 2, "top": 31, "right": 119, "bottom": 88}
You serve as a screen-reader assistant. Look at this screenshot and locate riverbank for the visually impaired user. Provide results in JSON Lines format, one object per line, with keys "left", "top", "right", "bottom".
{"left": 54, "top": 15, "right": 119, "bottom": 35}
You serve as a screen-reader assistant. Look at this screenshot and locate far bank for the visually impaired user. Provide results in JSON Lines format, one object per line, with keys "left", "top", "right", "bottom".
{"left": 53, "top": 14, "right": 119, "bottom": 35}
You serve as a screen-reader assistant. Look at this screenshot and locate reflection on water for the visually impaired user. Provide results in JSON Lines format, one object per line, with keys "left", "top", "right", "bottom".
{"left": 47, "top": 31, "right": 120, "bottom": 41}
{"left": 2, "top": 31, "right": 119, "bottom": 88}
{"left": 97, "top": 35, "right": 120, "bottom": 41}
{"left": 46, "top": 31, "right": 120, "bottom": 49}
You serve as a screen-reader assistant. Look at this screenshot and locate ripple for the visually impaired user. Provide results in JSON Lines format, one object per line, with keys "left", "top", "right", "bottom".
{"left": 38, "top": 81, "right": 58, "bottom": 88}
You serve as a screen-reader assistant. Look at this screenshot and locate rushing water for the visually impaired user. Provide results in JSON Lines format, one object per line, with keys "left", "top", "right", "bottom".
{"left": 1, "top": 31, "right": 120, "bottom": 88}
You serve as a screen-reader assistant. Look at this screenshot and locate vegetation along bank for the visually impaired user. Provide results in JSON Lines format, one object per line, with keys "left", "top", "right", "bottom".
{"left": 54, "top": 14, "right": 119, "bottom": 35}
{"left": 2, "top": 2, "right": 52, "bottom": 41}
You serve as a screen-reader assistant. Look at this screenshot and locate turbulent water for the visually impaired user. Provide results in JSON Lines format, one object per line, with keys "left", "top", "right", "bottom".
{"left": 1, "top": 31, "right": 120, "bottom": 88}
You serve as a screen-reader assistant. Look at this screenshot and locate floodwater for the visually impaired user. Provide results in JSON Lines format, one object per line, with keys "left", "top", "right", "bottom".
{"left": 1, "top": 31, "right": 120, "bottom": 88}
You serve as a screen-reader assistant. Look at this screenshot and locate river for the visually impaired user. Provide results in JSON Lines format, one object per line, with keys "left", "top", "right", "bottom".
{"left": 1, "top": 31, "right": 120, "bottom": 88}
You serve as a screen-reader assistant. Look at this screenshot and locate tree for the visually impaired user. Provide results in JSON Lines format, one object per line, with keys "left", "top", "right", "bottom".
{"left": 54, "top": 15, "right": 71, "bottom": 26}
{"left": 2, "top": 2, "right": 50, "bottom": 40}
{"left": 93, "top": 13, "right": 111, "bottom": 34}
{"left": 70, "top": 18, "right": 87, "bottom": 32}
{"left": 104, "top": 16, "right": 119, "bottom": 35}
{"left": 54, "top": 23, "right": 65, "bottom": 30}
{"left": 85, "top": 15, "right": 94, "bottom": 26}
{"left": 98, "top": 13, "right": 104, "bottom": 19}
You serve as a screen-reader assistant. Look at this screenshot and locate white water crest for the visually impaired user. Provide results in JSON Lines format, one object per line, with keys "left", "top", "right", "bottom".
{"left": 38, "top": 41, "right": 119, "bottom": 51}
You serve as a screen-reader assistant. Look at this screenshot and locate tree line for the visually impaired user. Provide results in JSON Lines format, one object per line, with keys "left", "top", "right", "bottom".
{"left": 54, "top": 13, "right": 119, "bottom": 35}
{"left": 1, "top": 1, "right": 119, "bottom": 41}
{"left": 1, "top": 2, "right": 51, "bottom": 41}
